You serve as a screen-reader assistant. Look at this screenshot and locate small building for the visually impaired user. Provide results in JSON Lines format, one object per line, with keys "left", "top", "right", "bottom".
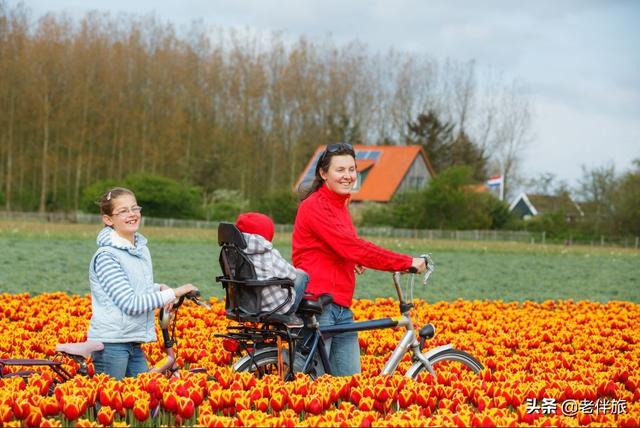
{"left": 295, "top": 145, "right": 435, "bottom": 202}
{"left": 509, "top": 193, "right": 584, "bottom": 222}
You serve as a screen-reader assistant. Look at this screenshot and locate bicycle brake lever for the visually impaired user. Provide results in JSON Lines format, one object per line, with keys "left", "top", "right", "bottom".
{"left": 187, "top": 291, "right": 211, "bottom": 309}
{"left": 420, "top": 253, "right": 435, "bottom": 285}
{"left": 193, "top": 296, "right": 211, "bottom": 310}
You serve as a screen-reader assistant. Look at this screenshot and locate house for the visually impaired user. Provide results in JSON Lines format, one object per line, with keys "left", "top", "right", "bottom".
{"left": 295, "top": 145, "right": 435, "bottom": 202}
{"left": 509, "top": 193, "right": 584, "bottom": 221}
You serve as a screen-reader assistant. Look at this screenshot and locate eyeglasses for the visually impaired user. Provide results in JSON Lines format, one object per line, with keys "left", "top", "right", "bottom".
{"left": 317, "top": 142, "right": 355, "bottom": 166}
{"left": 112, "top": 206, "right": 142, "bottom": 217}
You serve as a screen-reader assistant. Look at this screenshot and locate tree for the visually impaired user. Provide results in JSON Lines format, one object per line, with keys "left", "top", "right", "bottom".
{"left": 575, "top": 164, "right": 617, "bottom": 205}
{"left": 449, "top": 131, "right": 488, "bottom": 181}
{"left": 526, "top": 172, "right": 569, "bottom": 195}
{"left": 406, "top": 110, "right": 454, "bottom": 172}
{"left": 485, "top": 79, "right": 533, "bottom": 200}
{"left": 406, "top": 111, "right": 488, "bottom": 180}
{"left": 612, "top": 160, "right": 640, "bottom": 236}
{"left": 574, "top": 164, "right": 617, "bottom": 235}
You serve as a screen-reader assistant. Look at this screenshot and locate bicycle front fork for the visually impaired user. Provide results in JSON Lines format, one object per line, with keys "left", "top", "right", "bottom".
{"left": 380, "top": 330, "right": 436, "bottom": 377}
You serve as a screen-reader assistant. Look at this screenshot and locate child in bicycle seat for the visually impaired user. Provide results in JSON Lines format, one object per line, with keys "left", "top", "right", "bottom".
{"left": 236, "top": 212, "right": 308, "bottom": 327}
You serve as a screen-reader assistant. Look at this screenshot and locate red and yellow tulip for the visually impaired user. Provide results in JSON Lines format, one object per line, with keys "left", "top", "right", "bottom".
{"left": 0, "top": 293, "right": 638, "bottom": 426}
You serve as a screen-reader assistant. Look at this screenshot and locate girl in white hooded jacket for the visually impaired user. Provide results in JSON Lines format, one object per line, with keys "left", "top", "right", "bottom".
{"left": 88, "top": 187, "right": 197, "bottom": 380}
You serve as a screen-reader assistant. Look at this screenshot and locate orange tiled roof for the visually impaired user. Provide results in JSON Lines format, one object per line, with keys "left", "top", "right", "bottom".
{"left": 295, "top": 145, "right": 435, "bottom": 202}
{"left": 355, "top": 159, "right": 376, "bottom": 172}
{"left": 465, "top": 184, "right": 489, "bottom": 193}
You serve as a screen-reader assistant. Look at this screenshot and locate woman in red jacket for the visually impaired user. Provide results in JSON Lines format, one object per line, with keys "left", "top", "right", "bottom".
{"left": 293, "top": 142, "right": 426, "bottom": 376}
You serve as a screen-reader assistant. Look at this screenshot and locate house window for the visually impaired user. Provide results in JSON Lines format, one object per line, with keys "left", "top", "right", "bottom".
{"left": 356, "top": 151, "right": 381, "bottom": 160}
{"left": 352, "top": 170, "right": 370, "bottom": 192}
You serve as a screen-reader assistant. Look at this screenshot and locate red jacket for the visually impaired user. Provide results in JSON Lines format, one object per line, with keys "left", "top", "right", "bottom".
{"left": 292, "top": 184, "right": 413, "bottom": 307}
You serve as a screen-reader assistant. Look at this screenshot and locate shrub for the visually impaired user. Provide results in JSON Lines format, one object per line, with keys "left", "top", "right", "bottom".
{"left": 251, "top": 188, "right": 299, "bottom": 224}
{"left": 355, "top": 202, "right": 395, "bottom": 227}
{"left": 81, "top": 174, "right": 203, "bottom": 219}
{"left": 203, "top": 189, "right": 249, "bottom": 222}
{"left": 475, "top": 192, "right": 519, "bottom": 230}
{"left": 419, "top": 166, "right": 492, "bottom": 230}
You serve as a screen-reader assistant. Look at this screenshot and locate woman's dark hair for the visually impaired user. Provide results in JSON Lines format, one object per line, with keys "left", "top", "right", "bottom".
{"left": 97, "top": 187, "right": 135, "bottom": 216}
{"left": 299, "top": 143, "right": 356, "bottom": 200}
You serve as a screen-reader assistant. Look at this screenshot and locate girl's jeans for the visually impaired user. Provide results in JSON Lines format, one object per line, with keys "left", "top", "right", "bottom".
{"left": 92, "top": 342, "right": 148, "bottom": 380}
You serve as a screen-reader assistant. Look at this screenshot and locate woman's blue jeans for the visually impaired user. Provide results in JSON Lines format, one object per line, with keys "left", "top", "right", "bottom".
{"left": 92, "top": 342, "right": 148, "bottom": 380}
{"left": 310, "top": 303, "right": 361, "bottom": 376}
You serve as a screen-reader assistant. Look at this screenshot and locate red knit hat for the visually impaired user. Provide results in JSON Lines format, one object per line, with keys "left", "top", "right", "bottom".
{"left": 236, "top": 212, "right": 275, "bottom": 242}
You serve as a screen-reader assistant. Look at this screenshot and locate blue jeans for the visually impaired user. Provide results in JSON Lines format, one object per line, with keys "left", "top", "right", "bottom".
{"left": 308, "top": 303, "right": 361, "bottom": 376}
{"left": 288, "top": 269, "right": 309, "bottom": 315}
{"left": 92, "top": 343, "right": 148, "bottom": 380}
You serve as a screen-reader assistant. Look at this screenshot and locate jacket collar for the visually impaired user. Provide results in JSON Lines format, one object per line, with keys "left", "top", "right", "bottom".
{"left": 96, "top": 227, "right": 147, "bottom": 257}
{"left": 318, "top": 183, "right": 351, "bottom": 207}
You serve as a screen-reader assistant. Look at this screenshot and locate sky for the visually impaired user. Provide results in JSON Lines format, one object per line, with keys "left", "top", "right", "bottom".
{"left": 25, "top": 0, "right": 640, "bottom": 192}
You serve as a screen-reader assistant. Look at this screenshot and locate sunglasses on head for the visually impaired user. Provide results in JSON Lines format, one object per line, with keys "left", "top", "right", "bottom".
{"left": 317, "top": 142, "right": 355, "bottom": 165}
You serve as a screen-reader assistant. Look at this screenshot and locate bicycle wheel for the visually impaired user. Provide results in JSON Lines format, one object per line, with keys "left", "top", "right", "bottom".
{"left": 234, "top": 348, "right": 293, "bottom": 379}
{"left": 406, "top": 346, "right": 483, "bottom": 380}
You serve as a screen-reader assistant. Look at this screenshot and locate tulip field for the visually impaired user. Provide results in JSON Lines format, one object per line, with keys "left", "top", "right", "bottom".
{"left": 1, "top": 221, "right": 639, "bottom": 426}
{"left": 1, "top": 292, "right": 639, "bottom": 427}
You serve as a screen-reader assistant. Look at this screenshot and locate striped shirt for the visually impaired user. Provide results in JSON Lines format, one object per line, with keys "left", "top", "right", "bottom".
{"left": 93, "top": 228, "right": 175, "bottom": 316}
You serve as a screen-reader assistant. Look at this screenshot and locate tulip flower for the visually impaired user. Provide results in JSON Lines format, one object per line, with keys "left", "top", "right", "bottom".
{"left": 133, "top": 397, "right": 150, "bottom": 422}
{"left": 177, "top": 396, "right": 195, "bottom": 420}
{"left": 39, "top": 418, "right": 62, "bottom": 428}
{"left": 24, "top": 407, "right": 43, "bottom": 428}
{"left": 287, "top": 395, "right": 304, "bottom": 414}
{"left": 38, "top": 396, "right": 60, "bottom": 418}
{"left": 75, "top": 418, "right": 94, "bottom": 428}
{"left": 269, "top": 391, "right": 286, "bottom": 412}
{"left": 97, "top": 406, "right": 115, "bottom": 426}
{"left": 304, "top": 395, "right": 323, "bottom": 415}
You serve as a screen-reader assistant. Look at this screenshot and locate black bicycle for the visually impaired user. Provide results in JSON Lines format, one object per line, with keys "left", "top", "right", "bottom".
{"left": 217, "top": 245, "right": 483, "bottom": 380}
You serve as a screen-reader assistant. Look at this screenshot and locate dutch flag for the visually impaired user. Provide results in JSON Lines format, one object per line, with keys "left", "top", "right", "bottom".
{"left": 486, "top": 175, "right": 503, "bottom": 188}
{"left": 486, "top": 175, "right": 504, "bottom": 200}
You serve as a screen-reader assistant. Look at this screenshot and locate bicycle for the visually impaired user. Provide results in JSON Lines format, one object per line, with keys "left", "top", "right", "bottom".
{"left": 225, "top": 255, "right": 484, "bottom": 380}
{"left": 0, "top": 290, "right": 210, "bottom": 388}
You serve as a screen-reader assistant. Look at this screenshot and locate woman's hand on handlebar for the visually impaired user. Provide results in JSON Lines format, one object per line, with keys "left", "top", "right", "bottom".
{"left": 411, "top": 257, "right": 427, "bottom": 274}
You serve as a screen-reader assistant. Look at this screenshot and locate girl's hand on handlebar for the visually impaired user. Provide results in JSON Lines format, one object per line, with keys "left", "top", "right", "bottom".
{"left": 411, "top": 257, "right": 427, "bottom": 274}
{"left": 174, "top": 283, "right": 198, "bottom": 298}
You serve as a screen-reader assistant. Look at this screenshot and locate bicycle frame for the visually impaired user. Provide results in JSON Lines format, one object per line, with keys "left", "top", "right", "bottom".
{"left": 296, "top": 313, "right": 437, "bottom": 378}
{"left": 0, "top": 291, "right": 209, "bottom": 382}
{"left": 293, "top": 256, "right": 439, "bottom": 378}
{"left": 233, "top": 254, "right": 484, "bottom": 379}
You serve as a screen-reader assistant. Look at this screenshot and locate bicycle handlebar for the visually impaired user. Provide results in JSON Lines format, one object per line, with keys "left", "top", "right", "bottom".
{"left": 160, "top": 289, "right": 210, "bottom": 330}
{"left": 400, "top": 254, "right": 434, "bottom": 283}
{"left": 392, "top": 254, "right": 435, "bottom": 308}
{"left": 173, "top": 290, "right": 211, "bottom": 311}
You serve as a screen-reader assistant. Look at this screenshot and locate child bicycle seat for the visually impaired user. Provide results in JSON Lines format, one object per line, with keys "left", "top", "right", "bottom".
{"left": 216, "top": 222, "right": 298, "bottom": 325}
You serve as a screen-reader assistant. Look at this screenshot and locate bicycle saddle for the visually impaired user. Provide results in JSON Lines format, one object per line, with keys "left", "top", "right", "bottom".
{"left": 298, "top": 293, "right": 333, "bottom": 315}
{"left": 55, "top": 341, "right": 104, "bottom": 359}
